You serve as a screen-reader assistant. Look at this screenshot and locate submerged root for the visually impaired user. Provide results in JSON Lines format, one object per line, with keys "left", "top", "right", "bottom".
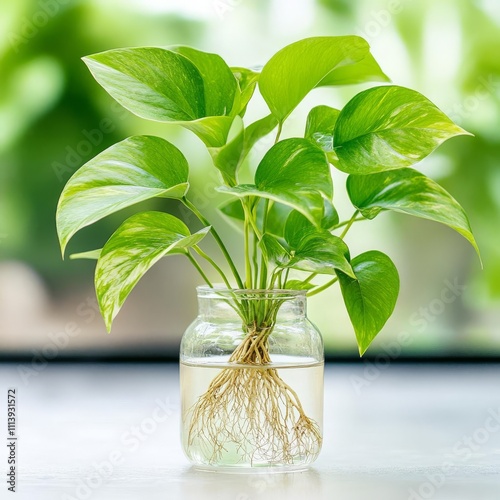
{"left": 187, "top": 327, "right": 322, "bottom": 465}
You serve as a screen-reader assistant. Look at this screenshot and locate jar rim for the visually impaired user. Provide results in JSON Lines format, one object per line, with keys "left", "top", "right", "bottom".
{"left": 196, "top": 285, "right": 306, "bottom": 298}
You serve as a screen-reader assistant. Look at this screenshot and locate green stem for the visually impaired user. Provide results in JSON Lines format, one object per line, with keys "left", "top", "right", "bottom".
{"left": 259, "top": 199, "right": 270, "bottom": 289}
{"left": 332, "top": 216, "right": 365, "bottom": 231}
{"left": 269, "top": 268, "right": 281, "bottom": 290}
{"left": 244, "top": 204, "right": 263, "bottom": 240}
{"left": 186, "top": 251, "right": 213, "bottom": 287}
{"left": 302, "top": 272, "right": 317, "bottom": 286}
{"left": 277, "top": 270, "right": 283, "bottom": 289}
{"left": 244, "top": 217, "right": 253, "bottom": 289}
{"left": 252, "top": 229, "right": 259, "bottom": 287}
{"left": 340, "top": 210, "right": 360, "bottom": 240}
{"left": 282, "top": 267, "right": 290, "bottom": 289}
{"left": 275, "top": 122, "right": 283, "bottom": 144}
{"left": 182, "top": 197, "right": 243, "bottom": 289}
{"left": 193, "top": 246, "right": 232, "bottom": 289}
{"left": 307, "top": 277, "right": 338, "bottom": 297}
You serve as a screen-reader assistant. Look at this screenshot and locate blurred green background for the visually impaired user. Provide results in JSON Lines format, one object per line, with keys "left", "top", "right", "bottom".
{"left": 0, "top": 0, "right": 499, "bottom": 358}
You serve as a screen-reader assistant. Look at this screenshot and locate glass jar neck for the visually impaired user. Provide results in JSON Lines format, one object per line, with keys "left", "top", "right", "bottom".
{"left": 196, "top": 287, "right": 307, "bottom": 323}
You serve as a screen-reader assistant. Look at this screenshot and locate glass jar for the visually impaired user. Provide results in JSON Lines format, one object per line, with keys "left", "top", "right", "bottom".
{"left": 180, "top": 287, "right": 324, "bottom": 471}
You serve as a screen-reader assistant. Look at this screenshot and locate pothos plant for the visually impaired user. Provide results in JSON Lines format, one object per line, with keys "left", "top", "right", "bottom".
{"left": 56, "top": 36, "right": 479, "bottom": 461}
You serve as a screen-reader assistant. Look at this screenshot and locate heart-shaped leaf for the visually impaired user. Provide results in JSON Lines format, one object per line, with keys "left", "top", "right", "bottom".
{"left": 337, "top": 250, "right": 399, "bottom": 356}
{"left": 83, "top": 46, "right": 237, "bottom": 122}
{"left": 334, "top": 85, "right": 471, "bottom": 174}
{"left": 95, "top": 212, "right": 210, "bottom": 331}
{"left": 83, "top": 48, "right": 203, "bottom": 122}
{"left": 217, "top": 138, "right": 332, "bottom": 224}
{"left": 284, "top": 230, "right": 354, "bottom": 278}
{"left": 56, "top": 135, "right": 189, "bottom": 255}
{"left": 347, "top": 168, "right": 480, "bottom": 258}
{"left": 259, "top": 36, "right": 388, "bottom": 122}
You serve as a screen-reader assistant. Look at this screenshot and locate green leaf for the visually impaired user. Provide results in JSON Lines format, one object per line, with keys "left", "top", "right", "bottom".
{"left": 259, "top": 36, "right": 387, "bottom": 122}
{"left": 231, "top": 67, "right": 260, "bottom": 116}
{"left": 305, "top": 105, "right": 340, "bottom": 152}
{"left": 255, "top": 138, "right": 333, "bottom": 197}
{"left": 180, "top": 116, "right": 235, "bottom": 148}
{"left": 56, "top": 136, "right": 189, "bottom": 256}
{"left": 172, "top": 47, "right": 239, "bottom": 147}
{"left": 347, "top": 168, "right": 480, "bottom": 257}
{"left": 70, "top": 249, "right": 101, "bottom": 260}
{"left": 95, "top": 212, "right": 209, "bottom": 331}
{"left": 266, "top": 202, "right": 293, "bottom": 238}
{"left": 337, "top": 250, "right": 399, "bottom": 356}
{"left": 259, "top": 233, "right": 289, "bottom": 264}
{"left": 285, "top": 280, "right": 315, "bottom": 291}
{"left": 218, "top": 198, "right": 245, "bottom": 224}
{"left": 242, "top": 114, "right": 278, "bottom": 159}
{"left": 284, "top": 210, "right": 316, "bottom": 248}
{"left": 319, "top": 51, "right": 389, "bottom": 86}
{"left": 207, "top": 116, "right": 244, "bottom": 185}
{"left": 322, "top": 198, "right": 340, "bottom": 230}
{"left": 83, "top": 46, "right": 236, "bottom": 123}
{"left": 284, "top": 230, "right": 354, "bottom": 278}
{"left": 170, "top": 46, "right": 237, "bottom": 117}
{"left": 284, "top": 200, "right": 339, "bottom": 247}
{"left": 83, "top": 48, "right": 203, "bottom": 122}
{"left": 218, "top": 138, "right": 332, "bottom": 225}
{"left": 334, "top": 85, "right": 472, "bottom": 174}
{"left": 207, "top": 114, "right": 278, "bottom": 186}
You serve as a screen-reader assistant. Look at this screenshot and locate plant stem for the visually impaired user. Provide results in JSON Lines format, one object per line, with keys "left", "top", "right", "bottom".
{"left": 275, "top": 122, "right": 283, "bottom": 144}
{"left": 244, "top": 204, "right": 263, "bottom": 240}
{"left": 259, "top": 199, "right": 270, "bottom": 289}
{"left": 277, "top": 270, "right": 283, "bottom": 289}
{"left": 302, "top": 272, "right": 317, "bottom": 286}
{"left": 340, "top": 210, "right": 360, "bottom": 239}
{"left": 193, "top": 246, "right": 232, "bottom": 289}
{"left": 307, "top": 277, "right": 338, "bottom": 297}
{"left": 244, "top": 217, "right": 253, "bottom": 289}
{"left": 332, "top": 216, "right": 365, "bottom": 230}
{"left": 252, "top": 230, "right": 259, "bottom": 287}
{"left": 186, "top": 251, "right": 213, "bottom": 287}
{"left": 282, "top": 267, "right": 290, "bottom": 288}
{"left": 182, "top": 197, "right": 244, "bottom": 289}
{"left": 269, "top": 268, "right": 281, "bottom": 290}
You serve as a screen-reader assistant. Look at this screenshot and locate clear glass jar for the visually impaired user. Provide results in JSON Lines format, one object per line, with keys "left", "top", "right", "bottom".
{"left": 180, "top": 287, "right": 324, "bottom": 472}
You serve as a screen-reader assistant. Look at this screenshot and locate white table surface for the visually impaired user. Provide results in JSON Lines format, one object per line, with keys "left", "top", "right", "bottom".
{"left": 0, "top": 363, "right": 499, "bottom": 500}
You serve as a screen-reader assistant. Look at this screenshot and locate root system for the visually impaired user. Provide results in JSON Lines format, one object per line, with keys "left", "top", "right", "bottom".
{"left": 187, "top": 325, "right": 322, "bottom": 465}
